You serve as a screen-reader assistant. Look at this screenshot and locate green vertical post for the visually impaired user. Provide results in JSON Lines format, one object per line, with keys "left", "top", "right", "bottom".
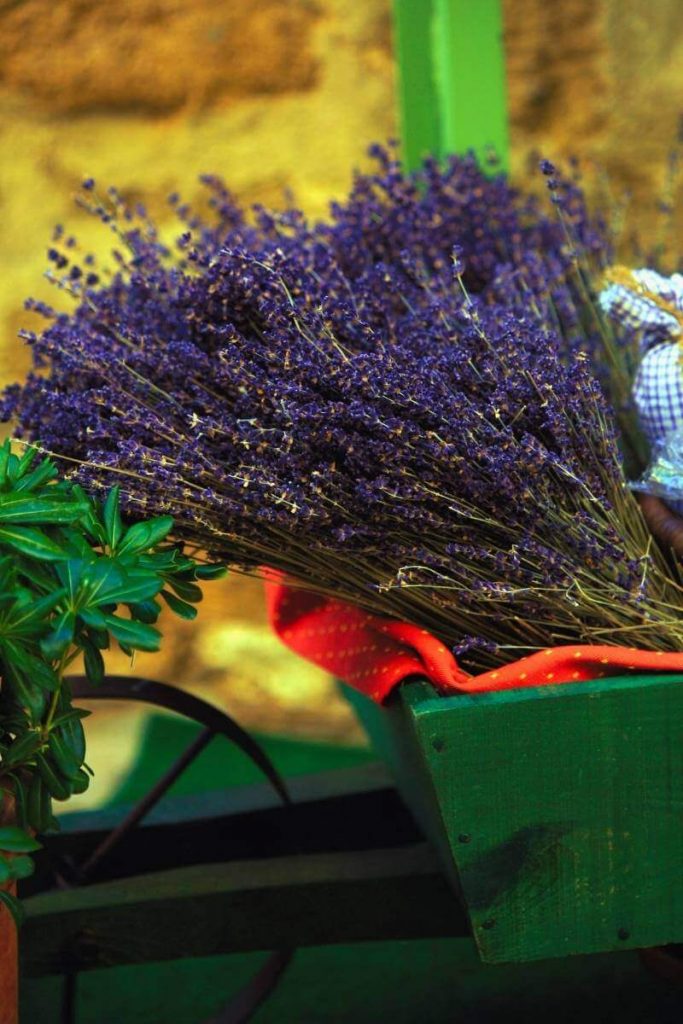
{"left": 392, "top": 0, "right": 442, "bottom": 172}
{"left": 432, "top": 0, "right": 509, "bottom": 168}
{"left": 392, "top": 0, "right": 509, "bottom": 172}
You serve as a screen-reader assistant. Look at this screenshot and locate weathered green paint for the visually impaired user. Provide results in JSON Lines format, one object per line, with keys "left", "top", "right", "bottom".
{"left": 348, "top": 673, "right": 683, "bottom": 963}
{"left": 393, "top": 0, "right": 509, "bottom": 170}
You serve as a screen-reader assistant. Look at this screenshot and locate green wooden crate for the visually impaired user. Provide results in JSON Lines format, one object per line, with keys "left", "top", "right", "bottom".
{"left": 346, "top": 673, "right": 683, "bottom": 964}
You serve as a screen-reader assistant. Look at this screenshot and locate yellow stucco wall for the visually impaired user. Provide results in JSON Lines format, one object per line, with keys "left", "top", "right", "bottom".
{"left": 3, "top": 0, "right": 683, "bottom": 741}
{"left": 0, "top": 0, "right": 395, "bottom": 385}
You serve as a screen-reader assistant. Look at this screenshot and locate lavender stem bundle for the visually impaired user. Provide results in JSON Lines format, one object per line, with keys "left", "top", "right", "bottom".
{"left": 4, "top": 146, "right": 683, "bottom": 672}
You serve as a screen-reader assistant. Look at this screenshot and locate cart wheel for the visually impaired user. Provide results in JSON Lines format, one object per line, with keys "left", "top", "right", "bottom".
{"left": 49, "top": 675, "right": 294, "bottom": 1024}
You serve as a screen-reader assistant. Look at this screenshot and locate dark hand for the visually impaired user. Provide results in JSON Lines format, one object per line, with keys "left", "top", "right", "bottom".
{"left": 638, "top": 494, "right": 683, "bottom": 557}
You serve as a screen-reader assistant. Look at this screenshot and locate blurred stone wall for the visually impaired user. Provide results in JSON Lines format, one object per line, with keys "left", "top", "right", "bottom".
{"left": 505, "top": 0, "right": 683, "bottom": 260}
{"left": 2, "top": 0, "right": 683, "bottom": 740}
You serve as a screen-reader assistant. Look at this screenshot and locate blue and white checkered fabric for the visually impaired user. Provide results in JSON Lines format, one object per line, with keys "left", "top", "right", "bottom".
{"left": 599, "top": 268, "right": 683, "bottom": 447}
{"left": 633, "top": 341, "right": 683, "bottom": 446}
{"left": 599, "top": 268, "right": 683, "bottom": 511}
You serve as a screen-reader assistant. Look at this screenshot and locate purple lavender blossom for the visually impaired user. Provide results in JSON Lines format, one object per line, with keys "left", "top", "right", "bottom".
{"left": 2, "top": 145, "right": 678, "bottom": 669}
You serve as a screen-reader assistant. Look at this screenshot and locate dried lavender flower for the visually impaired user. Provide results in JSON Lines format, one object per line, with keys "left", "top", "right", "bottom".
{"left": 3, "top": 146, "right": 681, "bottom": 671}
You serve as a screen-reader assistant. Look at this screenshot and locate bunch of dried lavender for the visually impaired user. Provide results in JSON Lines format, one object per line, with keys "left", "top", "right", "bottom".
{"left": 4, "top": 148, "right": 682, "bottom": 671}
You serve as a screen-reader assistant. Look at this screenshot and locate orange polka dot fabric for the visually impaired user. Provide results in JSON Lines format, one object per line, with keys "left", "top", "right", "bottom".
{"left": 265, "top": 578, "right": 683, "bottom": 703}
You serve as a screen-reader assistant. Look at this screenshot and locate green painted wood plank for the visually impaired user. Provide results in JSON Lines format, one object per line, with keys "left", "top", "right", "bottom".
{"left": 392, "top": 0, "right": 509, "bottom": 170}
{"left": 344, "top": 683, "right": 464, "bottom": 900}
{"left": 404, "top": 673, "right": 683, "bottom": 962}
{"left": 432, "top": 0, "right": 509, "bottom": 168}
{"left": 392, "top": 0, "right": 442, "bottom": 170}
{"left": 21, "top": 846, "right": 469, "bottom": 977}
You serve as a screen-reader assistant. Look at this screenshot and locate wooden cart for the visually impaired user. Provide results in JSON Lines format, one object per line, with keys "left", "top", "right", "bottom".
{"left": 18, "top": 672, "right": 683, "bottom": 1021}
{"left": 348, "top": 675, "right": 683, "bottom": 964}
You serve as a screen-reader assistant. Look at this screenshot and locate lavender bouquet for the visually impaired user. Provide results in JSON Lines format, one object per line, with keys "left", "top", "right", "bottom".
{"left": 3, "top": 147, "right": 682, "bottom": 672}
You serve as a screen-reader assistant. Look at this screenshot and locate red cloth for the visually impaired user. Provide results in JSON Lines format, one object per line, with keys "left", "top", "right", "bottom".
{"left": 265, "top": 579, "right": 683, "bottom": 703}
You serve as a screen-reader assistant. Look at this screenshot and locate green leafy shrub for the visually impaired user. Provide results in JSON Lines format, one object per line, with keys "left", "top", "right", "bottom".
{"left": 0, "top": 441, "right": 225, "bottom": 923}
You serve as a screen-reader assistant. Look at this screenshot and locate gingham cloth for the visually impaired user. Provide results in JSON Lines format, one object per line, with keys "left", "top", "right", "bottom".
{"left": 600, "top": 268, "right": 683, "bottom": 447}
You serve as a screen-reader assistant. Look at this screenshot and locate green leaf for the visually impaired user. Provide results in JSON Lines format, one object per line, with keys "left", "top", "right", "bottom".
{"left": 52, "top": 715, "right": 86, "bottom": 764}
{"left": 8, "top": 775, "right": 28, "bottom": 830}
{"left": 194, "top": 564, "right": 227, "bottom": 581}
{"left": 0, "top": 595, "right": 65, "bottom": 646}
{"left": 48, "top": 730, "right": 82, "bottom": 779}
{"left": 26, "top": 772, "right": 49, "bottom": 833}
{"left": 0, "top": 553, "right": 15, "bottom": 582}
{"left": 56, "top": 557, "right": 86, "bottom": 595}
{"left": 103, "top": 486, "right": 123, "bottom": 550}
{"left": 82, "top": 640, "right": 105, "bottom": 686}
{"left": 11, "top": 555, "right": 55, "bottom": 593}
{"left": 0, "top": 592, "right": 20, "bottom": 611}
{"left": 0, "top": 643, "right": 59, "bottom": 693}
{"left": 73, "top": 558, "right": 164, "bottom": 607}
{"left": 78, "top": 558, "right": 124, "bottom": 604}
{"left": 0, "top": 493, "right": 89, "bottom": 524}
{"left": 40, "top": 610, "right": 76, "bottom": 660}
{"left": 2, "top": 731, "right": 43, "bottom": 767}
{"left": 0, "top": 858, "right": 10, "bottom": 884}
{"left": 0, "top": 441, "right": 10, "bottom": 487}
{"left": 92, "top": 570, "right": 162, "bottom": 607}
{"left": 15, "top": 446, "right": 38, "bottom": 478}
{"left": 160, "top": 589, "right": 197, "bottom": 620}
{"left": 103, "top": 614, "right": 161, "bottom": 652}
{"left": 128, "top": 598, "right": 161, "bottom": 624}
{"left": 13, "top": 459, "right": 58, "bottom": 493}
{"left": 70, "top": 769, "right": 90, "bottom": 794}
{"left": 78, "top": 606, "right": 107, "bottom": 630}
{"left": 53, "top": 528, "right": 93, "bottom": 559}
{"left": 12, "top": 589, "right": 66, "bottom": 626}
{"left": 0, "top": 826, "right": 41, "bottom": 853}
{"left": 2, "top": 660, "right": 46, "bottom": 723}
{"left": 166, "top": 577, "right": 203, "bottom": 603}
{"left": 0, "top": 888, "right": 24, "bottom": 929}
{"left": 135, "top": 549, "right": 185, "bottom": 572}
{"left": 0, "top": 525, "right": 68, "bottom": 561}
{"left": 36, "top": 753, "right": 70, "bottom": 800}
{"left": 50, "top": 708, "right": 91, "bottom": 729}
{"left": 31, "top": 657, "right": 60, "bottom": 692}
{"left": 9, "top": 855, "right": 35, "bottom": 881}
{"left": 71, "top": 484, "right": 104, "bottom": 544}
{"left": 117, "top": 516, "right": 174, "bottom": 556}
{"left": 86, "top": 625, "right": 109, "bottom": 651}
{"left": 6, "top": 453, "right": 19, "bottom": 483}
